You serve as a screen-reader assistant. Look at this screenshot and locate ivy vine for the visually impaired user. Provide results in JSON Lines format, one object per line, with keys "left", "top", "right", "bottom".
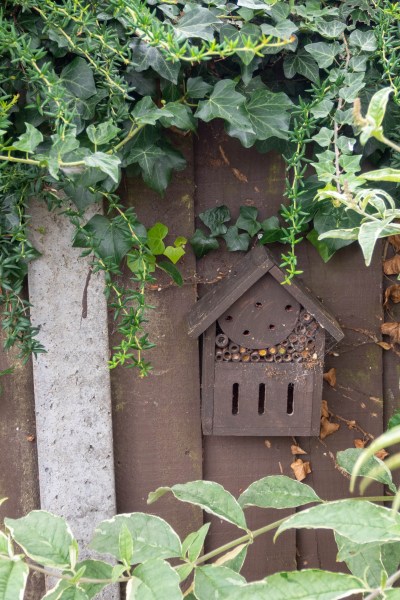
{"left": 0, "top": 0, "right": 399, "bottom": 373}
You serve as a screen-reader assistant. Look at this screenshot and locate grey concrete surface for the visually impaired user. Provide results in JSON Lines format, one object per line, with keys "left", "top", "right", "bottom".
{"left": 28, "top": 201, "right": 118, "bottom": 597}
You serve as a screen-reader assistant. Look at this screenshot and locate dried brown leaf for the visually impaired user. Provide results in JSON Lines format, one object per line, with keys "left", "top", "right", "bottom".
{"left": 232, "top": 168, "right": 248, "bottom": 183}
{"left": 383, "top": 254, "right": 400, "bottom": 275}
{"left": 375, "top": 449, "right": 389, "bottom": 460}
{"left": 353, "top": 438, "right": 366, "bottom": 448}
{"left": 384, "top": 285, "right": 400, "bottom": 308}
{"left": 291, "top": 458, "right": 311, "bottom": 482}
{"left": 26, "top": 435, "right": 35, "bottom": 442}
{"left": 291, "top": 444, "right": 307, "bottom": 455}
{"left": 218, "top": 145, "right": 230, "bottom": 166}
{"left": 320, "top": 416, "right": 340, "bottom": 440}
{"left": 264, "top": 439, "right": 271, "bottom": 448}
{"left": 377, "top": 341, "right": 392, "bottom": 350}
{"left": 321, "top": 400, "right": 329, "bottom": 418}
{"left": 381, "top": 322, "right": 400, "bottom": 344}
{"left": 347, "top": 420, "right": 357, "bottom": 430}
{"left": 389, "top": 235, "right": 400, "bottom": 252}
{"left": 323, "top": 368, "right": 337, "bottom": 388}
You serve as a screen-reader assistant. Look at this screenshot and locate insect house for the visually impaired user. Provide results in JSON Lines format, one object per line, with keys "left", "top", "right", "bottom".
{"left": 188, "top": 246, "right": 344, "bottom": 436}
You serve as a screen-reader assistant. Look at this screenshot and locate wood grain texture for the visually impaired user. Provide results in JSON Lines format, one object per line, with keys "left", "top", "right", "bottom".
{"left": 0, "top": 325, "right": 44, "bottom": 598}
{"left": 110, "top": 134, "right": 203, "bottom": 541}
{"left": 194, "top": 121, "right": 296, "bottom": 580}
{"left": 296, "top": 241, "right": 384, "bottom": 571}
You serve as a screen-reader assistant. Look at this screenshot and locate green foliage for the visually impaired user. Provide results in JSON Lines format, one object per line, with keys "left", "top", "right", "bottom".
{"left": 5, "top": 432, "right": 400, "bottom": 599}
{"left": 1, "top": 0, "right": 400, "bottom": 372}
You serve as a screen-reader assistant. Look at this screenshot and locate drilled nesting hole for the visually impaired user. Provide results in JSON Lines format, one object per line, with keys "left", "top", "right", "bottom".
{"left": 287, "top": 383, "right": 294, "bottom": 415}
{"left": 232, "top": 383, "right": 239, "bottom": 415}
{"left": 258, "top": 383, "right": 266, "bottom": 415}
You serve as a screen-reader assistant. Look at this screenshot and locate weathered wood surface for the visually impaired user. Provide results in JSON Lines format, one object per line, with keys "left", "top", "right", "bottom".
{"left": 0, "top": 328, "right": 44, "bottom": 598}
{"left": 296, "top": 242, "right": 384, "bottom": 571}
{"left": 111, "top": 134, "right": 203, "bottom": 540}
{"left": 194, "top": 121, "right": 297, "bottom": 579}
{"left": 194, "top": 121, "right": 384, "bottom": 576}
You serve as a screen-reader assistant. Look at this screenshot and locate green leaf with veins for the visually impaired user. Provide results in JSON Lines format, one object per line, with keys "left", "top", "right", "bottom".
{"left": 190, "top": 229, "right": 219, "bottom": 257}
{"left": 87, "top": 120, "right": 120, "bottom": 146}
{"left": 220, "top": 23, "right": 263, "bottom": 65}
{"left": 157, "top": 261, "right": 183, "bottom": 286}
{"left": 160, "top": 102, "right": 196, "bottom": 131}
{"left": 304, "top": 42, "right": 342, "bottom": 69}
{"left": 195, "top": 80, "right": 254, "bottom": 132}
{"left": 173, "top": 7, "right": 219, "bottom": 42}
{"left": 244, "top": 89, "right": 293, "bottom": 141}
{"left": 61, "top": 57, "right": 96, "bottom": 99}
{"left": 223, "top": 226, "right": 251, "bottom": 251}
{"left": 12, "top": 123, "right": 43, "bottom": 153}
{"left": 83, "top": 153, "right": 121, "bottom": 183}
{"left": 284, "top": 49, "right": 320, "bottom": 83}
{"left": 130, "top": 40, "right": 181, "bottom": 84}
{"left": 186, "top": 77, "right": 213, "bottom": 99}
{"left": 147, "top": 222, "right": 168, "bottom": 255}
{"left": 199, "top": 205, "right": 231, "bottom": 236}
{"left": 236, "top": 206, "right": 261, "bottom": 236}
{"left": 73, "top": 214, "right": 132, "bottom": 264}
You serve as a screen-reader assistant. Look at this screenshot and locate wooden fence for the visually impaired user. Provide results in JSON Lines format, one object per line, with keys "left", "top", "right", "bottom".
{"left": 0, "top": 122, "right": 396, "bottom": 596}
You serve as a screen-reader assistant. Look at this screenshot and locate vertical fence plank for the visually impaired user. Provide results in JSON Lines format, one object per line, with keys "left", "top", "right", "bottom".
{"left": 111, "top": 134, "right": 203, "bottom": 540}
{"left": 296, "top": 243, "right": 384, "bottom": 570}
{"left": 194, "top": 122, "right": 296, "bottom": 580}
{"left": 0, "top": 336, "right": 44, "bottom": 599}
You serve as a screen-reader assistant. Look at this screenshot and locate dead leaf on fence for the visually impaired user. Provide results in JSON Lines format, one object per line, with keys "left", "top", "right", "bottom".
{"left": 26, "top": 435, "right": 35, "bottom": 442}
{"left": 381, "top": 322, "right": 400, "bottom": 344}
{"left": 323, "top": 368, "right": 337, "bottom": 388}
{"left": 383, "top": 254, "right": 400, "bottom": 275}
{"left": 291, "top": 444, "right": 307, "bottom": 455}
{"left": 377, "top": 341, "right": 392, "bottom": 350}
{"left": 321, "top": 400, "right": 329, "bottom": 418}
{"left": 384, "top": 285, "right": 400, "bottom": 308}
{"left": 291, "top": 458, "right": 311, "bottom": 481}
{"left": 354, "top": 438, "right": 366, "bottom": 448}
{"left": 375, "top": 449, "right": 389, "bottom": 460}
{"left": 389, "top": 235, "right": 400, "bottom": 252}
{"left": 320, "top": 417, "right": 340, "bottom": 440}
{"left": 264, "top": 439, "right": 271, "bottom": 448}
{"left": 232, "top": 168, "right": 248, "bottom": 183}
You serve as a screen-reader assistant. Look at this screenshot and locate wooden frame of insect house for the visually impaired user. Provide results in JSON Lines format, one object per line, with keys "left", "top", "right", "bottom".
{"left": 188, "top": 245, "right": 344, "bottom": 436}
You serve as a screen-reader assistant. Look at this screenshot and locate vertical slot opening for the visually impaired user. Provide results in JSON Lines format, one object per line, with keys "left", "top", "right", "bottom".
{"left": 287, "top": 383, "right": 294, "bottom": 415}
{"left": 258, "top": 383, "right": 265, "bottom": 415}
{"left": 232, "top": 383, "right": 239, "bottom": 415}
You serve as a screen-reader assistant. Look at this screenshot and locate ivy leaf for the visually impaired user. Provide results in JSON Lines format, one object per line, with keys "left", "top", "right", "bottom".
{"left": 316, "top": 20, "right": 346, "bottom": 39}
{"left": 304, "top": 42, "right": 342, "bottom": 69}
{"left": 220, "top": 23, "right": 263, "bottom": 65}
{"left": 388, "top": 410, "right": 400, "bottom": 429}
{"left": 126, "top": 559, "right": 182, "bottom": 600}
{"left": 195, "top": 80, "right": 254, "bottom": 132}
{"left": 186, "top": 77, "right": 213, "bottom": 99}
{"left": 61, "top": 57, "right": 96, "bottom": 99}
{"left": 358, "top": 221, "right": 392, "bottom": 266}
{"left": 312, "top": 127, "right": 333, "bottom": 147}
{"left": 130, "top": 40, "right": 181, "bottom": 84}
{"left": 90, "top": 513, "right": 182, "bottom": 563}
{"left": 258, "top": 216, "right": 283, "bottom": 244}
{"left": 87, "top": 120, "right": 121, "bottom": 146}
{"left": 163, "top": 246, "right": 185, "bottom": 264}
{"left": 131, "top": 96, "right": 169, "bottom": 126}
{"left": 228, "top": 570, "right": 366, "bottom": 600}
{"left": 147, "top": 222, "right": 168, "bottom": 255}
{"left": 173, "top": 7, "right": 219, "bottom": 42}
{"left": 199, "top": 205, "right": 231, "bottom": 236}
{"left": 83, "top": 153, "right": 121, "bottom": 183}
{"left": 190, "top": 229, "right": 219, "bottom": 257}
{"left": 349, "top": 29, "right": 377, "bottom": 52}
{"left": 148, "top": 481, "right": 247, "bottom": 530}
{"left": 284, "top": 49, "right": 320, "bottom": 83}
{"left": 223, "top": 226, "right": 251, "bottom": 251}
{"left": 157, "top": 261, "right": 183, "bottom": 286}
{"left": 311, "top": 99, "right": 334, "bottom": 119}
{"left": 237, "top": 0, "right": 273, "bottom": 9}
{"left": 0, "top": 558, "right": 29, "bottom": 600}
{"left": 236, "top": 206, "right": 261, "bottom": 236}
{"left": 5, "top": 511, "right": 75, "bottom": 569}
{"left": 73, "top": 214, "right": 132, "bottom": 264}
{"left": 244, "top": 89, "right": 292, "bottom": 141}
{"left": 238, "top": 476, "right": 321, "bottom": 509}
{"left": 160, "top": 102, "right": 196, "bottom": 131}
{"left": 12, "top": 123, "right": 43, "bottom": 153}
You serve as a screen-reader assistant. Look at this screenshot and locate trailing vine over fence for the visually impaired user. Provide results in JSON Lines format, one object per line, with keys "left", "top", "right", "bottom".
{"left": 1, "top": 0, "right": 400, "bottom": 372}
